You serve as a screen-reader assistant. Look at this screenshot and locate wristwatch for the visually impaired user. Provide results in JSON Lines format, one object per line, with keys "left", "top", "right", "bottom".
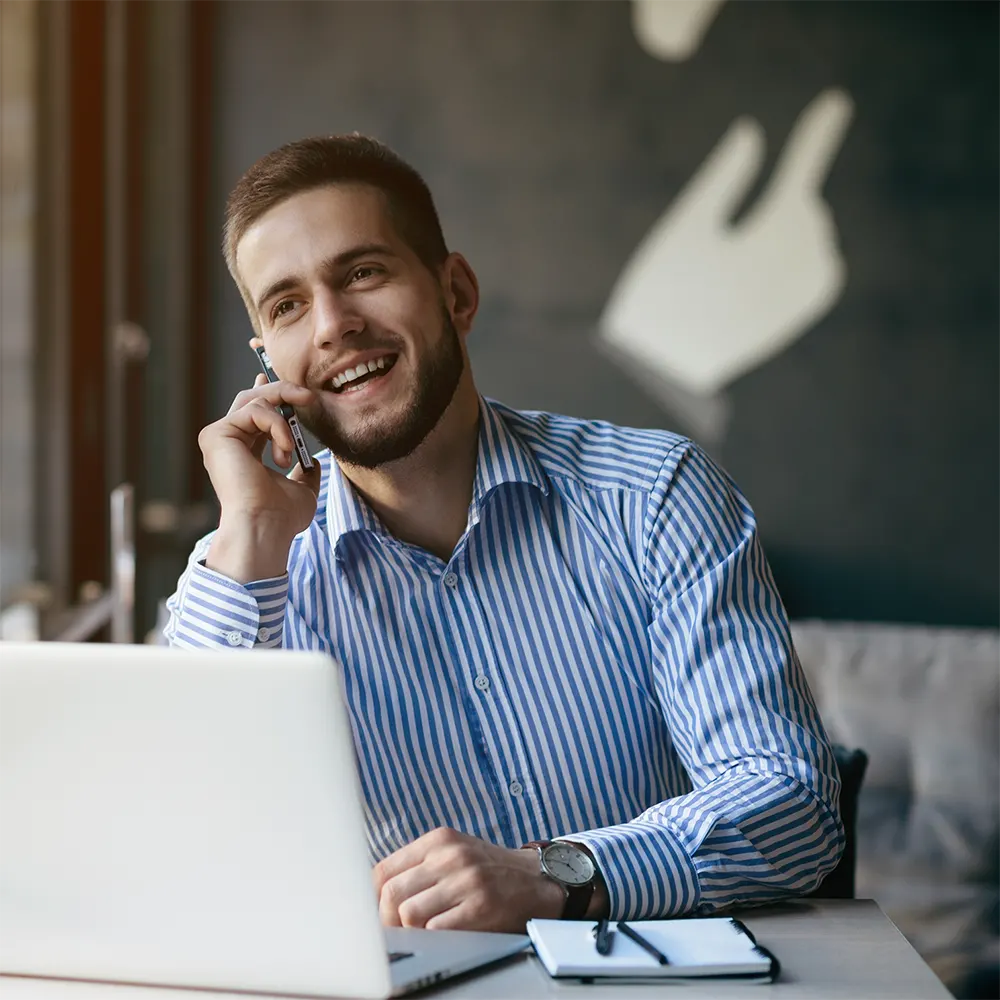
{"left": 521, "top": 840, "right": 596, "bottom": 920}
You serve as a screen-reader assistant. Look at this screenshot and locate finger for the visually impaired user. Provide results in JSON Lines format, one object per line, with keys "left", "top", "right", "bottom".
{"left": 419, "top": 859, "right": 540, "bottom": 933}
{"left": 271, "top": 441, "right": 293, "bottom": 469}
{"left": 391, "top": 877, "right": 471, "bottom": 930}
{"left": 424, "top": 899, "right": 481, "bottom": 932}
{"left": 425, "top": 900, "right": 522, "bottom": 933}
{"left": 378, "top": 866, "right": 440, "bottom": 928}
{"left": 225, "top": 399, "right": 298, "bottom": 457}
{"left": 288, "top": 456, "right": 322, "bottom": 495}
{"left": 251, "top": 435, "right": 269, "bottom": 461}
{"left": 667, "top": 116, "right": 767, "bottom": 230}
{"left": 248, "top": 336, "right": 263, "bottom": 351}
{"left": 373, "top": 828, "right": 467, "bottom": 894}
{"left": 373, "top": 840, "right": 432, "bottom": 895}
{"left": 768, "top": 87, "right": 854, "bottom": 197}
{"left": 227, "top": 380, "right": 313, "bottom": 417}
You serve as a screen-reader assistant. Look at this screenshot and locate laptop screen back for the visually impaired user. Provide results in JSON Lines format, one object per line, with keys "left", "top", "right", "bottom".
{"left": 0, "top": 643, "right": 393, "bottom": 999}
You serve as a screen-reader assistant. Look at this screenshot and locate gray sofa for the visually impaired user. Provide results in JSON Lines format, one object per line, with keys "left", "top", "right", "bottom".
{"left": 792, "top": 620, "right": 1000, "bottom": 998}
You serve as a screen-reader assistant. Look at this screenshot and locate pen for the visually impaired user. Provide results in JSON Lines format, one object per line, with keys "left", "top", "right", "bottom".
{"left": 592, "top": 918, "right": 613, "bottom": 956}
{"left": 617, "top": 922, "right": 669, "bottom": 966}
{"left": 253, "top": 346, "right": 315, "bottom": 471}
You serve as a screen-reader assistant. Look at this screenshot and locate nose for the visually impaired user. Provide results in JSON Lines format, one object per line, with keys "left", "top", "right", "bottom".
{"left": 311, "top": 287, "right": 363, "bottom": 349}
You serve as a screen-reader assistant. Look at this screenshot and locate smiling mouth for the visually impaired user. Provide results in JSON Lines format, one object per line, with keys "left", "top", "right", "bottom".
{"left": 326, "top": 355, "right": 398, "bottom": 394}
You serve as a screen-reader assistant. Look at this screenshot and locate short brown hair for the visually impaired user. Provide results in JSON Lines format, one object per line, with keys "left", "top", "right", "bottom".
{"left": 223, "top": 134, "right": 449, "bottom": 320}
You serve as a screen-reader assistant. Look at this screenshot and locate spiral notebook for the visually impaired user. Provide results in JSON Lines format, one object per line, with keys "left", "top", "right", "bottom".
{"left": 526, "top": 916, "right": 780, "bottom": 982}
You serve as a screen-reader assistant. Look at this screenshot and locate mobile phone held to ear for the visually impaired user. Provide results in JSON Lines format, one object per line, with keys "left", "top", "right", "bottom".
{"left": 253, "top": 345, "right": 315, "bottom": 471}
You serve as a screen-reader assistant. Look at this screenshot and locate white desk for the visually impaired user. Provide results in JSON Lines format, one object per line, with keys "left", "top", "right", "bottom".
{"left": 0, "top": 900, "right": 951, "bottom": 1000}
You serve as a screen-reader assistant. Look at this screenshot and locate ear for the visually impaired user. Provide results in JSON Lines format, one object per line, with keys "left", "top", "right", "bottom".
{"left": 441, "top": 253, "right": 479, "bottom": 337}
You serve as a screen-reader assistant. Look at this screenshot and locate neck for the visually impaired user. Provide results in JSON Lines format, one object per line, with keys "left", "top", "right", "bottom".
{"left": 335, "top": 380, "right": 481, "bottom": 562}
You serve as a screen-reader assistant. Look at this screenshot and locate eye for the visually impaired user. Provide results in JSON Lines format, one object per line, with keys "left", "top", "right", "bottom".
{"left": 271, "top": 299, "right": 297, "bottom": 321}
{"left": 348, "top": 265, "right": 381, "bottom": 284}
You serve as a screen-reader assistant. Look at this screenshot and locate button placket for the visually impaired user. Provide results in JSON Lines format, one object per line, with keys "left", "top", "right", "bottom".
{"left": 433, "top": 553, "right": 528, "bottom": 840}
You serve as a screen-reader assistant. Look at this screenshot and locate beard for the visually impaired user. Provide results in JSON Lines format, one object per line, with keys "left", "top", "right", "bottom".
{"left": 297, "top": 307, "right": 465, "bottom": 469}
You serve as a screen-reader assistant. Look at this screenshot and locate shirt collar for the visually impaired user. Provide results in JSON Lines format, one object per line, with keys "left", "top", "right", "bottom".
{"left": 472, "top": 395, "right": 549, "bottom": 507}
{"left": 324, "top": 395, "right": 549, "bottom": 550}
{"left": 324, "top": 458, "right": 384, "bottom": 546}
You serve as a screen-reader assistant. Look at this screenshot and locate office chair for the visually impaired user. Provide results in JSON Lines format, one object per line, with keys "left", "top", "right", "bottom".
{"left": 808, "top": 744, "right": 869, "bottom": 899}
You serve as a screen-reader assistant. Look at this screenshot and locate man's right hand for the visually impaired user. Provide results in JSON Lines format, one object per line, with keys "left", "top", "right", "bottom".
{"left": 199, "top": 373, "right": 321, "bottom": 583}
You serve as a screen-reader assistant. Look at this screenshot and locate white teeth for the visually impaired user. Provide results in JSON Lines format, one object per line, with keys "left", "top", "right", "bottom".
{"left": 331, "top": 356, "right": 391, "bottom": 390}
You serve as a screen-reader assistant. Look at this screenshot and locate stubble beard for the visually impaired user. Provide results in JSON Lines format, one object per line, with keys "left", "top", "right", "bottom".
{"left": 297, "top": 308, "right": 466, "bottom": 470}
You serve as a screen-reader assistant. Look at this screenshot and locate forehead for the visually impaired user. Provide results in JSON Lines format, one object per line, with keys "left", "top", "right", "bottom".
{"left": 235, "top": 183, "right": 401, "bottom": 291}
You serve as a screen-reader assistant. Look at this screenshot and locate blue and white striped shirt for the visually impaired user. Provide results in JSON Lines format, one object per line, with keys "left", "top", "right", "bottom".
{"left": 165, "top": 397, "right": 843, "bottom": 919}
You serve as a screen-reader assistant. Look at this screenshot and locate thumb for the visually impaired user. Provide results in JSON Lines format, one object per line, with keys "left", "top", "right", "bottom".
{"left": 288, "top": 456, "right": 322, "bottom": 498}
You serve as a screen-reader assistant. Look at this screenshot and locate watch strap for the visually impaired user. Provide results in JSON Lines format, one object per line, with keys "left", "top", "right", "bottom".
{"left": 521, "top": 840, "right": 596, "bottom": 920}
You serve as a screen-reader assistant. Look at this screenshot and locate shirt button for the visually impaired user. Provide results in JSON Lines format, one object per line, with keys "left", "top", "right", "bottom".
{"left": 256, "top": 626, "right": 270, "bottom": 642}
{"left": 225, "top": 630, "right": 242, "bottom": 647}
{"left": 443, "top": 572, "right": 458, "bottom": 588}
{"left": 509, "top": 780, "right": 523, "bottom": 797}
{"left": 474, "top": 674, "right": 490, "bottom": 692}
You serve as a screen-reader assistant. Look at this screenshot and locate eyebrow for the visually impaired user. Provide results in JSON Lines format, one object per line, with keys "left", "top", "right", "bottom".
{"left": 254, "top": 243, "right": 397, "bottom": 314}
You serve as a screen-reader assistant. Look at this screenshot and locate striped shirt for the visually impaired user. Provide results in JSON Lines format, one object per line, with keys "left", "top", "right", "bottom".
{"left": 165, "top": 396, "right": 844, "bottom": 919}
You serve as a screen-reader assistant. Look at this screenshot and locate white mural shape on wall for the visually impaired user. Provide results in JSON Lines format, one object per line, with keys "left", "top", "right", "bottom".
{"left": 599, "top": 88, "right": 854, "bottom": 440}
{"left": 632, "top": 0, "right": 727, "bottom": 61}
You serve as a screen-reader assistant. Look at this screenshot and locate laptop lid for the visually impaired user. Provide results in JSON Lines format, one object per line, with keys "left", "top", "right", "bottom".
{"left": 0, "top": 642, "right": 393, "bottom": 999}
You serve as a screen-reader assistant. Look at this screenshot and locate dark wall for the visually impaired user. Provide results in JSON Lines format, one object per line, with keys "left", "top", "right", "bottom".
{"left": 207, "top": 0, "right": 998, "bottom": 627}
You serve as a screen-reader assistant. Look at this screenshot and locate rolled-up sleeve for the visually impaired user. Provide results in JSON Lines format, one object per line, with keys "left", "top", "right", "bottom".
{"left": 163, "top": 532, "right": 288, "bottom": 650}
{"left": 564, "top": 443, "right": 844, "bottom": 918}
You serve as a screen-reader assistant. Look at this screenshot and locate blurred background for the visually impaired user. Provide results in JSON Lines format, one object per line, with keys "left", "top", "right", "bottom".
{"left": 0, "top": 0, "right": 1000, "bottom": 636}
{"left": 2, "top": 0, "right": 996, "bottom": 639}
{"left": 0, "top": 1, "right": 997, "bottom": 995}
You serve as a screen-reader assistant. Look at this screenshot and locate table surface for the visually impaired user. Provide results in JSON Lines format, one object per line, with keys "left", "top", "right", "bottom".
{"left": 0, "top": 899, "right": 951, "bottom": 1000}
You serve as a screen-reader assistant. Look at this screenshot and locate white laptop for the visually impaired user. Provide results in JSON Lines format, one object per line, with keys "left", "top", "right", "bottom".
{"left": 0, "top": 643, "right": 528, "bottom": 998}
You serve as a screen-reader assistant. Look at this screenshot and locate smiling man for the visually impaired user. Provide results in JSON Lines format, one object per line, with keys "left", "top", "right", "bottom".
{"left": 165, "top": 134, "right": 843, "bottom": 933}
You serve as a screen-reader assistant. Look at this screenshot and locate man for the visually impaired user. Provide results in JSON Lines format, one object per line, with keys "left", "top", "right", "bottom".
{"left": 165, "top": 134, "right": 843, "bottom": 934}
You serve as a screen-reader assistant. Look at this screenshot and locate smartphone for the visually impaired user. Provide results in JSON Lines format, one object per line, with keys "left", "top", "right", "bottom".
{"left": 253, "top": 345, "right": 315, "bottom": 471}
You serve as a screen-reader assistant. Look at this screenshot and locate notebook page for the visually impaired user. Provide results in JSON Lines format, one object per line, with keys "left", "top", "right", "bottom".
{"left": 527, "top": 917, "right": 773, "bottom": 978}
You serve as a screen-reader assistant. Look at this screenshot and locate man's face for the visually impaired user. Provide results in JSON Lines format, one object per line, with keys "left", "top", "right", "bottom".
{"left": 236, "top": 184, "right": 465, "bottom": 468}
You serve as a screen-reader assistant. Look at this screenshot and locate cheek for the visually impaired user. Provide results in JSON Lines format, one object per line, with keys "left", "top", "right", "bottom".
{"left": 264, "top": 347, "right": 308, "bottom": 386}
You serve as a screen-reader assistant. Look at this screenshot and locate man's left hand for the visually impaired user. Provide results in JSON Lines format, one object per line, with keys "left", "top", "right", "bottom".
{"left": 373, "top": 827, "right": 566, "bottom": 932}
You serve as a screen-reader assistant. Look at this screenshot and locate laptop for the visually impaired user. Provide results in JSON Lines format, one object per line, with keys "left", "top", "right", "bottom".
{"left": 0, "top": 643, "right": 528, "bottom": 998}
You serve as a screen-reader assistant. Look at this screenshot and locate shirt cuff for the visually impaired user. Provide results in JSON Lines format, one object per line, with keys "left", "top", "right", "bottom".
{"left": 558, "top": 818, "right": 701, "bottom": 920}
{"left": 168, "top": 560, "right": 288, "bottom": 649}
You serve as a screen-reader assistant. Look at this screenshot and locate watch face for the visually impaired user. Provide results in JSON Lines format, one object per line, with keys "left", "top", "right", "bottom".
{"left": 541, "top": 843, "right": 595, "bottom": 886}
